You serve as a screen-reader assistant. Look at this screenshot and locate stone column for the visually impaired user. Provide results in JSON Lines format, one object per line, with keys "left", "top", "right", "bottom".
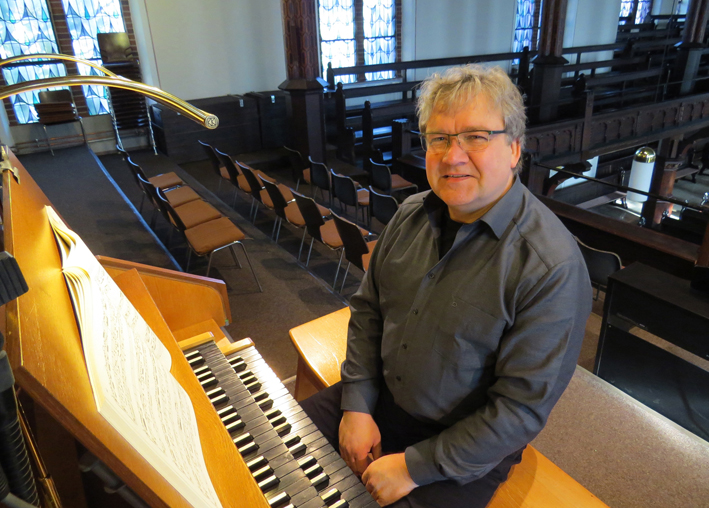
{"left": 529, "top": 0, "right": 569, "bottom": 123}
{"left": 278, "top": 0, "right": 328, "bottom": 163}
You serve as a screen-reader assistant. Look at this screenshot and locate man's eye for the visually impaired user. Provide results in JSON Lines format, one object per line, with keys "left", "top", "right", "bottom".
{"left": 461, "top": 133, "right": 486, "bottom": 143}
{"left": 429, "top": 135, "right": 447, "bottom": 144}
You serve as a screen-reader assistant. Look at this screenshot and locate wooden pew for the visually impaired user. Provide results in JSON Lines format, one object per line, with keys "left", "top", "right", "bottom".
{"left": 333, "top": 81, "right": 418, "bottom": 165}
{"left": 289, "top": 308, "right": 609, "bottom": 508}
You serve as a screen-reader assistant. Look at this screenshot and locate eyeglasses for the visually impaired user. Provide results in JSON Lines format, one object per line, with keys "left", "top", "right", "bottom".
{"left": 420, "top": 130, "right": 507, "bottom": 154}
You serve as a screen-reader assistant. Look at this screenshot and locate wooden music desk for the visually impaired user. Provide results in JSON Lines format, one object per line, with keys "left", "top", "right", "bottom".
{"left": 289, "top": 308, "right": 609, "bottom": 508}
{"left": 4, "top": 150, "right": 269, "bottom": 508}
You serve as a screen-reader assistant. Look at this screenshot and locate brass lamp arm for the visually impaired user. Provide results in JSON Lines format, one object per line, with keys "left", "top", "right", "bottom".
{"left": 0, "top": 75, "right": 218, "bottom": 129}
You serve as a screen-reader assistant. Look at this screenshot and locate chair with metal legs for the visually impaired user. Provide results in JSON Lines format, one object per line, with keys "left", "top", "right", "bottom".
{"left": 308, "top": 157, "right": 334, "bottom": 206}
{"left": 291, "top": 191, "right": 346, "bottom": 287}
{"left": 332, "top": 211, "right": 377, "bottom": 292}
{"left": 155, "top": 188, "right": 262, "bottom": 291}
{"left": 36, "top": 89, "right": 88, "bottom": 155}
{"left": 370, "top": 159, "right": 418, "bottom": 198}
{"left": 330, "top": 169, "right": 370, "bottom": 227}
{"left": 284, "top": 145, "right": 312, "bottom": 192}
{"left": 369, "top": 186, "right": 400, "bottom": 226}
{"left": 198, "top": 140, "right": 230, "bottom": 195}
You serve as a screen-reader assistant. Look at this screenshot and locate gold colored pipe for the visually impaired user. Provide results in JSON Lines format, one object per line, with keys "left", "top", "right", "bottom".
{"left": 0, "top": 75, "right": 218, "bottom": 129}
{"left": 0, "top": 53, "right": 119, "bottom": 77}
{"left": 0, "top": 53, "right": 218, "bottom": 129}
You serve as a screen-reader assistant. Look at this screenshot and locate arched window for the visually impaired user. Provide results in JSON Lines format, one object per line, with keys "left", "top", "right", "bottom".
{"left": 318, "top": 0, "right": 400, "bottom": 84}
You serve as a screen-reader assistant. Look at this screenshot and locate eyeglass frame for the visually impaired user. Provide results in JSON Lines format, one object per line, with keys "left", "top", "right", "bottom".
{"left": 419, "top": 129, "right": 507, "bottom": 154}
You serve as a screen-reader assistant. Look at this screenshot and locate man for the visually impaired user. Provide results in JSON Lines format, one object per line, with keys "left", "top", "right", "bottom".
{"left": 302, "top": 64, "right": 592, "bottom": 508}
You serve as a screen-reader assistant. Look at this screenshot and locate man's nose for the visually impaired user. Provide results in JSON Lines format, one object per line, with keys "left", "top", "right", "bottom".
{"left": 442, "top": 136, "right": 468, "bottom": 164}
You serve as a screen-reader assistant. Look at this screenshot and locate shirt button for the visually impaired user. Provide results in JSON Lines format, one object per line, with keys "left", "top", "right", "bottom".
{"left": 413, "top": 309, "right": 418, "bottom": 315}
{"left": 452, "top": 302, "right": 457, "bottom": 307}
{"left": 396, "top": 376, "right": 402, "bottom": 381}
{"left": 428, "top": 273, "right": 435, "bottom": 279}
{"left": 402, "top": 343, "right": 408, "bottom": 350}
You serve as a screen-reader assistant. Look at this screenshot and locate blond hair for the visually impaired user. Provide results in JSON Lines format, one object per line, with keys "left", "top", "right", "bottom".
{"left": 417, "top": 64, "right": 526, "bottom": 154}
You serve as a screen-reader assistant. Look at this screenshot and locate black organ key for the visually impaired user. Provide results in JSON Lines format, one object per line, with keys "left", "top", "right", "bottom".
{"left": 252, "top": 464, "right": 274, "bottom": 481}
{"left": 229, "top": 359, "right": 247, "bottom": 373}
{"left": 268, "top": 492, "right": 290, "bottom": 508}
{"left": 238, "top": 441, "right": 259, "bottom": 456}
{"left": 224, "top": 418, "right": 245, "bottom": 435}
{"left": 246, "top": 455, "right": 268, "bottom": 472}
{"left": 199, "top": 376, "right": 218, "bottom": 389}
{"left": 321, "top": 487, "right": 341, "bottom": 505}
{"left": 258, "top": 474, "right": 280, "bottom": 492}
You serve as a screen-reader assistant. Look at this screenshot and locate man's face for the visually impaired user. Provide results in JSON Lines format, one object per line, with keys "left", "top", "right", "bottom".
{"left": 425, "top": 94, "right": 521, "bottom": 222}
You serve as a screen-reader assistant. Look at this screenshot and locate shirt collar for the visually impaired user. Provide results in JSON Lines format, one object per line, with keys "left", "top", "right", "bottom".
{"left": 423, "top": 177, "right": 524, "bottom": 240}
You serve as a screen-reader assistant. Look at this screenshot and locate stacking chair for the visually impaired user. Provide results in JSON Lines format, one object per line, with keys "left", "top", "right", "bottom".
{"left": 332, "top": 212, "right": 378, "bottom": 292}
{"left": 370, "top": 159, "right": 418, "bottom": 199}
{"left": 575, "top": 237, "right": 622, "bottom": 300}
{"left": 331, "top": 169, "right": 370, "bottom": 227}
{"left": 369, "top": 186, "right": 399, "bottom": 226}
{"left": 239, "top": 162, "right": 273, "bottom": 223}
{"left": 155, "top": 188, "right": 262, "bottom": 291}
{"left": 126, "top": 157, "right": 198, "bottom": 219}
{"left": 259, "top": 177, "right": 301, "bottom": 243}
{"left": 308, "top": 157, "right": 333, "bottom": 206}
{"left": 292, "top": 191, "right": 345, "bottom": 287}
{"left": 138, "top": 174, "right": 221, "bottom": 245}
{"left": 198, "top": 140, "right": 230, "bottom": 195}
{"left": 125, "top": 155, "right": 183, "bottom": 191}
{"left": 284, "top": 145, "right": 311, "bottom": 192}
{"left": 35, "top": 89, "right": 88, "bottom": 155}
{"left": 215, "top": 148, "right": 246, "bottom": 207}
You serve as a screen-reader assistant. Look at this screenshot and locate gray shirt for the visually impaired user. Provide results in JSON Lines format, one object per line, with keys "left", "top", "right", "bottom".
{"left": 340, "top": 178, "right": 592, "bottom": 486}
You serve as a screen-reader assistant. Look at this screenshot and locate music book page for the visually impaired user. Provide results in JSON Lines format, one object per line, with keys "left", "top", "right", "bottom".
{"left": 46, "top": 206, "right": 222, "bottom": 508}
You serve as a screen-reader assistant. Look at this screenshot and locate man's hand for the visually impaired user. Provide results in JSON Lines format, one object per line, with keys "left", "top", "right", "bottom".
{"left": 339, "top": 411, "right": 382, "bottom": 477}
{"left": 362, "top": 453, "right": 417, "bottom": 506}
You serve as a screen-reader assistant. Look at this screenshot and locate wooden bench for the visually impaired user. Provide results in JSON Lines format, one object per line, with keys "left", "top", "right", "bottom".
{"left": 289, "top": 308, "right": 609, "bottom": 508}
{"left": 332, "top": 81, "right": 419, "bottom": 166}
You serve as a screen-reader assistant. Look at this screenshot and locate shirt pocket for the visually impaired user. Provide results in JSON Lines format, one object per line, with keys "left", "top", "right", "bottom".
{"left": 433, "top": 297, "right": 505, "bottom": 370}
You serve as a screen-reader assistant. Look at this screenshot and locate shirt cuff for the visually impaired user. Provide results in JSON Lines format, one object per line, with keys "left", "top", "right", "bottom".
{"left": 405, "top": 439, "right": 448, "bottom": 486}
{"left": 340, "top": 380, "right": 380, "bottom": 414}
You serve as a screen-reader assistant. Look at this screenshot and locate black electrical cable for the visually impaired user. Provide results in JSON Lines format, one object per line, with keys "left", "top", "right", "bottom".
{"left": 0, "top": 252, "right": 37, "bottom": 506}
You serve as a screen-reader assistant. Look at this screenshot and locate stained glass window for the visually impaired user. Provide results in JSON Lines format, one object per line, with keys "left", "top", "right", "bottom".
{"left": 61, "top": 0, "right": 125, "bottom": 116}
{"left": 619, "top": 0, "right": 633, "bottom": 23}
{"left": 512, "top": 0, "right": 540, "bottom": 57}
{"left": 363, "top": 0, "right": 395, "bottom": 81}
{"left": 0, "top": 0, "right": 67, "bottom": 124}
{"left": 635, "top": 0, "right": 651, "bottom": 23}
{"left": 618, "top": 1, "right": 653, "bottom": 25}
{"left": 319, "top": 0, "right": 397, "bottom": 84}
{"left": 320, "top": 0, "right": 356, "bottom": 83}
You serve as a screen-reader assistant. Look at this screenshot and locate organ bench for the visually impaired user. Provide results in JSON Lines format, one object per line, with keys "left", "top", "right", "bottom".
{"left": 289, "top": 308, "right": 610, "bottom": 508}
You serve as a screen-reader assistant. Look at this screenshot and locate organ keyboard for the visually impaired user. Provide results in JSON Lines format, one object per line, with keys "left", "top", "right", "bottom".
{"left": 182, "top": 339, "right": 378, "bottom": 508}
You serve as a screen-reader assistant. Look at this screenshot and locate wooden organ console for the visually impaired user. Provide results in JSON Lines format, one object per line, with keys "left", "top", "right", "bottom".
{"left": 2, "top": 149, "right": 372, "bottom": 508}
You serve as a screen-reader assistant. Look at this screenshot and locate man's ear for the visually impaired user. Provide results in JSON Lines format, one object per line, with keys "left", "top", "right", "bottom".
{"left": 509, "top": 139, "right": 522, "bottom": 169}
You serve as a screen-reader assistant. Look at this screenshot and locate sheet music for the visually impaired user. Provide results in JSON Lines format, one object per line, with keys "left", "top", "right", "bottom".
{"left": 46, "top": 206, "right": 222, "bottom": 508}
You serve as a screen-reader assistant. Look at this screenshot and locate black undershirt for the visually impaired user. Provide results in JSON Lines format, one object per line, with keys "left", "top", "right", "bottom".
{"left": 439, "top": 208, "right": 464, "bottom": 259}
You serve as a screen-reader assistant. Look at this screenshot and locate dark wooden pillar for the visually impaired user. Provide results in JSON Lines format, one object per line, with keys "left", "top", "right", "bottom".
{"left": 278, "top": 0, "right": 328, "bottom": 163}
{"left": 672, "top": 0, "right": 709, "bottom": 95}
{"left": 529, "top": 0, "right": 569, "bottom": 123}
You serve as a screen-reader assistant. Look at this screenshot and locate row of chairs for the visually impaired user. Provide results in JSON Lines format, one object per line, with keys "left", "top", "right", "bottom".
{"left": 285, "top": 146, "right": 417, "bottom": 219}
{"left": 119, "top": 147, "right": 262, "bottom": 291}
{"left": 199, "top": 141, "right": 386, "bottom": 291}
